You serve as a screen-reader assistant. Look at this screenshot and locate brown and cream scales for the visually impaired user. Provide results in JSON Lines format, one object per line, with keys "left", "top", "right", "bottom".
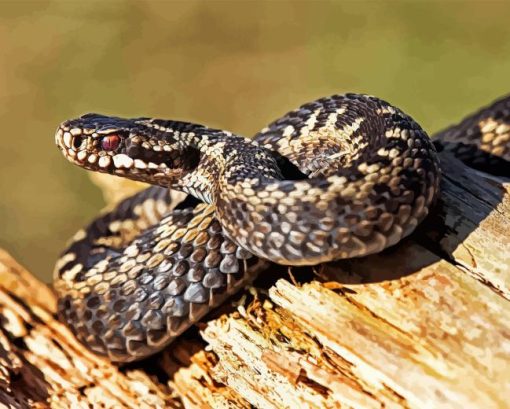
{"left": 53, "top": 93, "right": 509, "bottom": 362}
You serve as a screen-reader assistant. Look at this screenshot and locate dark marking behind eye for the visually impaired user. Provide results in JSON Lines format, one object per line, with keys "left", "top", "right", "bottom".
{"left": 126, "top": 144, "right": 141, "bottom": 157}
{"left": 149, "top": 147, "right": 201, "bottom": 170}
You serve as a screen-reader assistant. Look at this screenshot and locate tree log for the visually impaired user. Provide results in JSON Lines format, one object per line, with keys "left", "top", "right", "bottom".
{"left": 0, "top": 154, "right": 508, "bottom": 408}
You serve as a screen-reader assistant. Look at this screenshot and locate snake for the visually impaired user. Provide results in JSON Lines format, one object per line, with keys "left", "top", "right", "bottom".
{"left": 53, "top": 93, "right": 510, "bottom": 363}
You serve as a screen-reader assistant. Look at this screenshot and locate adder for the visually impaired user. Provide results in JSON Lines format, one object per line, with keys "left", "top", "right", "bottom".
{"left": 54, "top": 93, "right": 510, "bottom": 362}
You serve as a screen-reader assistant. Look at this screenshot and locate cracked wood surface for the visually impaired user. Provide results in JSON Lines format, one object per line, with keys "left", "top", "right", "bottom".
{"left": 0, "top": 154, "right": 509, "bottom": 408}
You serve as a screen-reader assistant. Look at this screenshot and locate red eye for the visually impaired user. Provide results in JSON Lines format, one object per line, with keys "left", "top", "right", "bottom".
{"left": 101, "top": 134, "right": 121, "bottom": 151}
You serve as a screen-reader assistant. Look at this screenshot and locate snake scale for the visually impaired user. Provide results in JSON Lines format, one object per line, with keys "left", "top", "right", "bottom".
{"left": 54, "top": 93, "right": 510, "bottom": 362}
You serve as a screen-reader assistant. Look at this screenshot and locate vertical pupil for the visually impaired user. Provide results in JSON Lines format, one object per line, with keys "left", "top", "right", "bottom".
{"left": 102, "top": 135, "right": 120, "bottom": 151}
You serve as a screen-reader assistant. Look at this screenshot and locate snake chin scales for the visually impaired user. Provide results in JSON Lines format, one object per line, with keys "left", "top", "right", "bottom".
{"left": 53, "top": 93, "right": 510, "bottom": 362}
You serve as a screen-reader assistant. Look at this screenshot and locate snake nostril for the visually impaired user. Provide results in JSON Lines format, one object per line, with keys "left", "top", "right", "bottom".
{"left": 72, "top": 136, "right": 84, "bottom": 150}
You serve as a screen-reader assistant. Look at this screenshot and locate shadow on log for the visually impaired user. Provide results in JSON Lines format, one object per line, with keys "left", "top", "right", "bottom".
{"left": 0, "top": 154, "right": 508, "bottom": 408}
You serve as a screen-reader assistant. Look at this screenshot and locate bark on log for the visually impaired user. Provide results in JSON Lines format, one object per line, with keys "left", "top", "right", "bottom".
{"left": 0, "top": 154, "right": 508, "bottom": 408}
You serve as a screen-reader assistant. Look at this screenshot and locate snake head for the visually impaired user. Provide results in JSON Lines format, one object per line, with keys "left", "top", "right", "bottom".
{"left": 55, "top": 113, "right": 201, "bottom": 186}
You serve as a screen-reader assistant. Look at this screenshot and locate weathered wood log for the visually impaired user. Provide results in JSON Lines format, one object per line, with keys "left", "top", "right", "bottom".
{"left": 0, "top": 154, "right": 508, "bottom": 408}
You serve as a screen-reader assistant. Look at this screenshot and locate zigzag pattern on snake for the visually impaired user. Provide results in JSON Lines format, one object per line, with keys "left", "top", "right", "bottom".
{"left": 54, "top": 93, "right": 510, "bottom": 362}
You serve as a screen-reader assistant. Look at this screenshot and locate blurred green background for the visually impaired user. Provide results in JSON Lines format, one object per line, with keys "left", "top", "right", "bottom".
{"left": 1, "top": 0, "right": 510, "bottom": 282}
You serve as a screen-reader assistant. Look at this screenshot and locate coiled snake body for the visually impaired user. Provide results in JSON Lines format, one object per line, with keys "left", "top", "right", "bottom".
{"left": 54, "top": 93, "right": 510, "bottom": 362}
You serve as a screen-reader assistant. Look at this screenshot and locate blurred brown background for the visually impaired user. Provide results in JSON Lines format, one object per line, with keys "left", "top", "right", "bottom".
{"left": 1, "top": 0, "right": 510, "bottom": 282}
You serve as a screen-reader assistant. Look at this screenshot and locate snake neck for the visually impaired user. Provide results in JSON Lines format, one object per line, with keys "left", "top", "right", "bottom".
{"left": 170, "top": 130, "right": 284, "bottom": 204}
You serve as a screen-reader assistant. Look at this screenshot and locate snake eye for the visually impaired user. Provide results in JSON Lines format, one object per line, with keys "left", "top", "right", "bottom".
{"left": 101, "top": 134, "right": 121, "bottom": 151}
